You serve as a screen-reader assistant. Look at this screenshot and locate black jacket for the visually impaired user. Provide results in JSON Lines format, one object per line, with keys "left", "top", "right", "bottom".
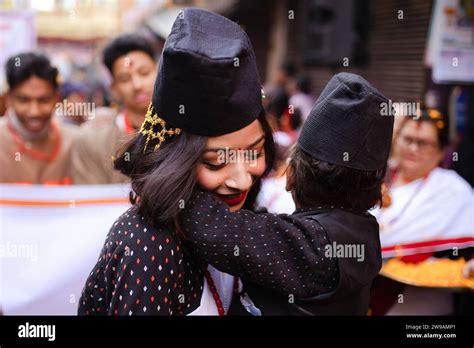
{"left": 180, "top": 191, "right": 382, "bottom": 315}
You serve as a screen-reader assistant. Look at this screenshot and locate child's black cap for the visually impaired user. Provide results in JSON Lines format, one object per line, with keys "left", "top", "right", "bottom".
{"left": 152, "top": 8, "right": 263, "bottom": 136}
{"left": 297, "top": 72, "right": 394, "bottom": 171}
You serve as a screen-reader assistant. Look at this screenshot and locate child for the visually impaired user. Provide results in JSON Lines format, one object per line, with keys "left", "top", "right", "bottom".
{"left": 179, "top": 72, "right": 394, "bottom": 315}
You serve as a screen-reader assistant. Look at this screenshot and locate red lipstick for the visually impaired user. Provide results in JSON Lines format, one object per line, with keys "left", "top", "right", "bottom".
{"left": 215, "top": 191, "right": 248, "bottom": 206}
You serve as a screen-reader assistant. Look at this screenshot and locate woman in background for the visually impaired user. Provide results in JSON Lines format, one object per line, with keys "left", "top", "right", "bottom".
{"left": 371, "top": 108, "right": 474, "bottom": 315}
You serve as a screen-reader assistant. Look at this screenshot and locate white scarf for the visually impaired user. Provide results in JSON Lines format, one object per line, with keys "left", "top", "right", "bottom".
{"left": 371, "top": 167, "right": 474, "bottom": 258}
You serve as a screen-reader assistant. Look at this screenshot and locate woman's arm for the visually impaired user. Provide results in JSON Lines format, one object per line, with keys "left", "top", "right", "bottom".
{"left": 79, "top": 213, "right": 204, "bottom": 315}
{"left": 179, "top": 191, "right": 338, "bottom": 298}
{"left": 78, "top": 244, "right": 108, "bottom": 315}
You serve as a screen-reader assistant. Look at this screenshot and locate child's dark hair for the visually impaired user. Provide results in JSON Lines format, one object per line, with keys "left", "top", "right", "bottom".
{"left": 114, "top": 111, "right": 274, "bottom": 228}
{"left": 5, "top": 52, "right": 58, "bottom": 90}
{"left": 103, "top": 33, "right": 156, "bottom": 75}
{"left": 289, "top": 147, "right": 386, "bottom": 211}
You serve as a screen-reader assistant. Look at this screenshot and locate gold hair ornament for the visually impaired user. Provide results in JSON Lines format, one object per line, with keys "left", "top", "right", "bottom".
{"left": 139, "top": 103, "right": 181, "bottom": 153}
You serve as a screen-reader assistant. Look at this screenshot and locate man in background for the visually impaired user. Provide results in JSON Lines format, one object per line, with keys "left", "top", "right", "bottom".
{"left": 0, "top": 52, "right": 77, "bottom": 184}
{"left": 72, "top": 33, "right": 157, "bottom": 184}
{"left": 266, "top": 62, "right": 296, "bottom": 121}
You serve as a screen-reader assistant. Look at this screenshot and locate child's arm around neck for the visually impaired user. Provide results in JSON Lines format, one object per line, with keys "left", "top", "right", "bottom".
{"left": 179, "top": 190, "right": 339, "bottom": 299}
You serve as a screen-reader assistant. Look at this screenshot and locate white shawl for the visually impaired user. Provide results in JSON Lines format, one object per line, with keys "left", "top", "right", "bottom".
{"left": 371, "top": 168, "right": 474, "bottom": 258}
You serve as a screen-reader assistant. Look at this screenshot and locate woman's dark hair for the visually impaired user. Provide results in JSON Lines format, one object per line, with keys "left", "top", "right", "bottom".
{"left": 243, "top": 112, "right": 275, "bottom": 210}
{"left": 398, "top": 108, "right": 449, "bottom": 149}
{"left": 114, "top": 111, "right": 274, "bottom": 229}
{"left": 5, "top": 52, "right": 58, "bottom": 90}
{"left": 289, "top": 147, "right": 386, "bottom": 211}
{"left": 103, "top": 33, "right": 156, "bottom": 75}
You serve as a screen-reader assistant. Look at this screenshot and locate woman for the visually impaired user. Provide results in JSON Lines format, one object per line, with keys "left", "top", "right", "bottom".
{"left": 78, "top": 8, "right": 274, "bottom": 315}
{"left": 370, "top": 107, "right": 474, "bottom": 315}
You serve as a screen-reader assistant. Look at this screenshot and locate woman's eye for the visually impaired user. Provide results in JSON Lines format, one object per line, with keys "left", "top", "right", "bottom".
{"left": 203, "top": 162, "right": 226, "bottom": 171}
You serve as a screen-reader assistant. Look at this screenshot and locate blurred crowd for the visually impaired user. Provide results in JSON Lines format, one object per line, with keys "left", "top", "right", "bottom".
{"left": 0, "top": 31, "right": 473, "bottom": 316}
{"left": 0, "top": 32, "right": 320, "bottom": 189}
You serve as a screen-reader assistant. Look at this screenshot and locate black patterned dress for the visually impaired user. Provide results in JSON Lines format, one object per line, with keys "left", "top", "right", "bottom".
{"left": 78, "top": 206, "right": 236, "bottom": 315}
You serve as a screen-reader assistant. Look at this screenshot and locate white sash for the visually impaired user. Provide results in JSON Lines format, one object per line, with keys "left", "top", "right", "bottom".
{"left": 371, "top": 168, "right": 474, "bottom": 258}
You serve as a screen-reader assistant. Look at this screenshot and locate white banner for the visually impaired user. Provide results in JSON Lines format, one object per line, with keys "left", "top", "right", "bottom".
{"left": 0, "top": 184, "right": 131, "bottom": 315}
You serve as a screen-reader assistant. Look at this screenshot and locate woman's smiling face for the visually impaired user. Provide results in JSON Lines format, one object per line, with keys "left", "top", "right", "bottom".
{"left": 196, "top": 119, "right": 266, "bottom": 211}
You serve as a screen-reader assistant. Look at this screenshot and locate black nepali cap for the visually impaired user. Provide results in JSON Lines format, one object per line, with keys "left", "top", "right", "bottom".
{"left": 297, "top": 73, "right": 394, "bottom": 171}
{"left": 151, "top": 8, "right": 263, "bottom": 136}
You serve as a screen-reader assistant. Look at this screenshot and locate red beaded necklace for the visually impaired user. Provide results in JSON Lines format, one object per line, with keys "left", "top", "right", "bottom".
{"left": 203, "top": 268, "right": 239, "bottom": 316}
